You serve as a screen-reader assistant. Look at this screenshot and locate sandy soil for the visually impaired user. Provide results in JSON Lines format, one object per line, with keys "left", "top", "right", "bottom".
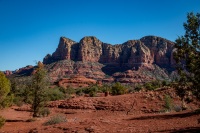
{"left": 0, "top": 89, "right": 200, "bottom": 133}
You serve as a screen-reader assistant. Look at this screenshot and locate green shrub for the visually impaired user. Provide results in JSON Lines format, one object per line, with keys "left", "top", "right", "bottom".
{"left": 78, "top": 86, "right": 99, "bottom": 97}
{"left": 89, "top": 91, "right": 96, "bottom": 97}
{"left": 162, "top": 80, "right": 169, "bottom": 86}
{"left": 0, "top": 116, "right": 5, "bottom": 128}
{"left": 13, "top": 96, "right": 24, "bottom": 107}
{"left": 100, "top": 84, "right": 111, "bottom": 93}
{"left": 134, "top": 84, "right": 142, "bottom": 91}
{"left": 1, "top": 93, "right": 14, "bottom": 107}
{"left": 65, "top": 87, "right": 76, "bottom": 95}
{"left": 76, "top": 88, "right": 84, "bottom": 96}
{"left": 45, "top": 88, "right": 65, "bottom": 101}
{"left": 164, "top": 95, "right": 173, "bottom": 111}
{"left": 43, "top": 114, "right": 67, "bottom": 126}
{"left": 59, "top": 86, "right": 75, "bottom": 95}
{"left": 39, "top": 107, "right": 50, "bottom": 117}
{"left": 144, "top": 80, "right": 162, "bottom": 91}
{"left": 111, "top": 82, "right": 127, "bottom": 95}
{"left": 144, "top": 82, "right": 155, "bottom": 90}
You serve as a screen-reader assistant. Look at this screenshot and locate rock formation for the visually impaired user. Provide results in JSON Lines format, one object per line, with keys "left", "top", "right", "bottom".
{"left": 56, "top": 76, "right": 99, "bottom": 88}
{"left": 42, "top": 36, "right": 176, "bottom": 84}
{"left": 43, "top": 36, "right": 174, "bottom": 70}
{"left": 10, "top": 36, "right": 176, "bottom": 85}
{"left": 4, "top": 70, "right": 13, "bottom": 76}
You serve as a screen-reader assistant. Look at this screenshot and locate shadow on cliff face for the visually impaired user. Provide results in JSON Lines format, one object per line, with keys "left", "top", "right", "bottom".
{"left": 101, "top": 64, "right": 132, "bottom": 76}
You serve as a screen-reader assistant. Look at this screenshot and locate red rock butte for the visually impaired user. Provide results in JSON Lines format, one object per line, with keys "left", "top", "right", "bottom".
{"left": 9, "top": 36, "right": 177, "bottom": 86}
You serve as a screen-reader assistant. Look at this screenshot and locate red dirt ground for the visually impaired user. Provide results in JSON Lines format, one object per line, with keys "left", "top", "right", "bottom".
{"left": 0, "top": 88, "right": 200, "bottom": 133}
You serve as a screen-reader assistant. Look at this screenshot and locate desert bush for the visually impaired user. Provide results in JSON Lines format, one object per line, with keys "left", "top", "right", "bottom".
{"left": 134, "top": 84, "right": 143, "bottom": 92}
{"left": 1, "top": 93, "right": 14, "bottom": 107}
{"left": 59, "top": 86, "right": 75, "bottom": 95}
{"left": 144, "top": 82, "right": 155, "bottom": 90}
{"left": 76, "top": 84, "right": 111, "bottom": 97}
{"left": 9, "top": 77, "right": 33, "bottom": 105}
{"left": 13, "top": 96, "right": 24, "bottom": 107}
{"left": 76, "top": 88, "right": 84, "bottom": 96}
{"left": 144, "top": 80, "right": 162, "bottom": 91}
{"left": 89, "top": 86, "right": 98, "bottom": 97}
{"left": 65, "top": 87, "right": 76, "bottom": 95}
{"left": 12, "top": 88, "right": 32, "bottom": 105}
{"left": 43, "top": 114, "right": 67, "bottom": 126}
{"left": 77, "top": 86, "right": 99, "bottom": 97}
{"left": 81, "top": 86, "right": 98, "bottom": 97}
{"left": 111, "top": 82, "right": 127, "bottom": 95}
{"left": 89, "top": 91, "right": 95, "bottom": 97}
{"left": 45, "top": 88, "right": 65, "bottom": 101}
{"left": 39, "top": 107, "right": 50, "bottom": 117}
{"left": 161, "top": 80, "right": 170, "bottom": 86}
{"left": 100, "top": 84, "right": 111, "bottom": 93}
{"left": 0, "top": 116, "right": 5, "bottom": 128}
{"left": 164, "top": 94, "right": 173, "bottom": 111}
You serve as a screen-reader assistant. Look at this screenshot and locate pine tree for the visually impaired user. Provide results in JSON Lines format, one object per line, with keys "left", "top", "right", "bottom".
{"left": 31, "top": 61, "right": 49, "bottom": 117}
{"left": 174, "top": 12, "right": 200, "bottom": 100}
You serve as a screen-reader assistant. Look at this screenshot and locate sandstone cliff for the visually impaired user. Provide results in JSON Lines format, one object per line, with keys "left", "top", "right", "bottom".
{"left": 41, "top": 36, "right": 176, "bottom": 83}
{"left": 44, "top": 36, "right": 174, "bottom": 69}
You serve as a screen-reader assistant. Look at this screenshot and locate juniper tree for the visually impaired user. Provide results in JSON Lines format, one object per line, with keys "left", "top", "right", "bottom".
{"left": 31, "top": 62, "right": 49, "bottom": 117}
{"left": 0, "top": 72, "right": 11, "bottom": 128}
{"left": 0, "top": 72, "right": 11, "bottom": 108}
{"left": 174, "top": 12, "right": 200, "bottom": 100}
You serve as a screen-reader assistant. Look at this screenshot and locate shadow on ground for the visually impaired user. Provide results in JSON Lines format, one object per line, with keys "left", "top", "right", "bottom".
{"left": 128, "top": 111, "right": 200, "bottom": 121}
{"left": 158, "top": 127, "right": 200, "bottom": 133}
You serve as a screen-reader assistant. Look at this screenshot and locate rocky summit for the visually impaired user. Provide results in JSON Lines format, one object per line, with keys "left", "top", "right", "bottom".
{"left": 44, "top": 36, "right": 175, "bottom": 69}
{"left": 11, "top": 36, "right": 177, "bottom": 86}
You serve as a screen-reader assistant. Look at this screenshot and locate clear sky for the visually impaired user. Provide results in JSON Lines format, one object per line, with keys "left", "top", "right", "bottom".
{"left": 0, "top": 0, "right": 200, "bottom": 71}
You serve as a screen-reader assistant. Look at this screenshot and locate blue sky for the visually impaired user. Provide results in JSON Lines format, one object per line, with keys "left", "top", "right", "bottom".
{"left": 0, "top": 0, "right": 200, "bottom": 71}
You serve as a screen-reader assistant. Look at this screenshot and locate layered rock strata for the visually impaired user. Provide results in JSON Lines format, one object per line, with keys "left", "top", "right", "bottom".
{"left": 43, "top": 36, "right": 174, "bottom": 69}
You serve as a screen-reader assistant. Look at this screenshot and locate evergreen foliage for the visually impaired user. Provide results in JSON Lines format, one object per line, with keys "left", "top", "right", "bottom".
{"left": 31, "top": 62, "right": 49, "bottom": 117}
{"left": 174, "top": 12, "right": 200, "bottom": 100}
{"left": 0, "top": 116, "right": 5, "bottom": 128}
{"left": 111, "top": 82, "right": 127, "bottom": 95}
{"left": 0, "top": 72, "right": 11, "bottom": 108}
{"left": 0, "top": 72, "right": 12, "bottom": 128}
{"left": 45, "top": 87, "right": 65, "bottom": 101}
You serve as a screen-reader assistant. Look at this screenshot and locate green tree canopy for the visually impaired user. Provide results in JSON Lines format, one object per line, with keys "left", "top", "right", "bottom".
{"left": 174, "top": 12, "right": 200, "bottom": 100}
{"left": 0, "top": 72, "right": 11, "bottom": 108}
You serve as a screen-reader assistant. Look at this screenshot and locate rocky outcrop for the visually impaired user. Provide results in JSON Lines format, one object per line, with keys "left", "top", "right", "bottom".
{"left": 14, "top": 65, "right": 34, "bottom": 76}
{"left": 40, "top": 35, "right": 176, "bottom": 84}
{"left": 43, "top": 37, "right": 78, "bottom": 64}
{"left": 78, "top": 37, "right": 103, "bottom": 62}
{"left": 9, "top": 36, "right": 176, "bottom": 86}
{"left": 140, "top": 36, "right": 174, "bottom": 68}
{"left": 45, "top": 60, "right": 106, "bottom": 82}
{"left": 43, "top": 36, "right": 175, "bottom": 70}
{"left": 4, "top": 70, "right": 13, "bottom": 76}
{"left": 56, "top": 76, "right": 99, "bottom": 88}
